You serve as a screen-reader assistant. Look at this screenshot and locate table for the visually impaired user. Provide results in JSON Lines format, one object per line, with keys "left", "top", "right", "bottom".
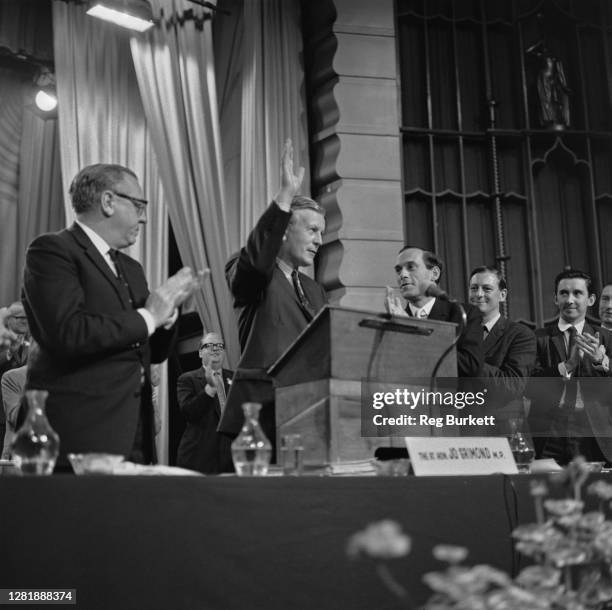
{"left": 0, "top": 474, "right": 591, "bottom": 610}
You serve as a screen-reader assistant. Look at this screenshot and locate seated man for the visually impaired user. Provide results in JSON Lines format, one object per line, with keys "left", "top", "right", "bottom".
{"left": 385, "top": 246, "right": 483, "bottom": 377}
{"left": 0, "top": 302, "right": 30, "bottom": 377}
{"left": 176, "top": 332, "right": 233, "bottom": 474}
{"left": 600, "top": 282, "right": 612, "bottom": 331}
{"left": 468, "top": 266, "right": 536, "bottom": 431}
{"left": 1, "top": 363, "right": 27, "bottom": 460}
{"left": 0, "top": 301, "right": 30, "bottom": 450}
{"left": 527, "top": 269, "right": 612, "bottom": 465}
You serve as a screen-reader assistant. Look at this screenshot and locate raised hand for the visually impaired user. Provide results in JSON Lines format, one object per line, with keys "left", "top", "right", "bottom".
{"left": 275, "top": 138, "right": 305, "bottom": 208}
{"left": 384, "top": 286, "right": 409, "bottom": 317}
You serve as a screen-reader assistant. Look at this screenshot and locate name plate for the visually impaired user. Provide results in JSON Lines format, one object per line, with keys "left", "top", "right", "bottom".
{"left": 405, "top": 437, "right": 518, "bottom": 476}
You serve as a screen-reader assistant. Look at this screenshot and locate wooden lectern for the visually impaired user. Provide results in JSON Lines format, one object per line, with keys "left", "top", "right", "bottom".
{"left": 268, "top": 306, "right": 458, "bottom": 465}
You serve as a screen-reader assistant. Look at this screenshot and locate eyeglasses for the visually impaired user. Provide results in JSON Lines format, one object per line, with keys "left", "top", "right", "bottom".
{"left": 112, "top": 191, "right": 148, "bottom": 217}
{"left": 200, "top": 343, "right": 225, "bottom": 350}
{"left": 10, "top": 316, "right": 28, "bottom": 320}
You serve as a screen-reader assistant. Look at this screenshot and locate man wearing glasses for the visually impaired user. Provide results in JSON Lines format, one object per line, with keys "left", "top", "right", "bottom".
{"left": 0, "top": 301, "right": 30, "bottom": 378}
{"left": 22, "top": 163, "right": 202, "bottom": 469}
{"left": 176, "top": 332, "right": 233, "bottom": 474}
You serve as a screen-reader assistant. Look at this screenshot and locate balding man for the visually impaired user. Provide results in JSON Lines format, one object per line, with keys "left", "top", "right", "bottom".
{"left": 23, "top": 163, "right": 202, "bottom": 468}
{"left": 0, "top": 302, "right": 30, "bottom": 378}
{"left": 177, "top": 331, "right": 233, "bottom": 474}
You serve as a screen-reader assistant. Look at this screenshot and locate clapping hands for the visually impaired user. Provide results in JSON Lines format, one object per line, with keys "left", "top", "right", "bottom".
{"left": 146, "top": 267, "right": 210, "bottom": 328}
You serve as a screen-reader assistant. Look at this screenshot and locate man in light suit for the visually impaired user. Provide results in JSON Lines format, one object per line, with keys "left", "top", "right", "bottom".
{"left": 176, "top": 331, "right": 233, "bottom": 474}
{"left": 219, "top": 140, "right": 327, "bottom": 443}
{"left": 22, "top": 163, "right": 201, "bottom": 468}
{"left": 527, "top": 269, "right": 612, "bottom": 464}
{"left": 386, "top": 246, "right": 483, "bottom": 377}
{"left": 468, "top": 266, "right": 536, "bottom": 431}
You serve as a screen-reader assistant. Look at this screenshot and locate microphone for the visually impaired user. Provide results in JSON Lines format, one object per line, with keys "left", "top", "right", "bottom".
{"left": 425, "top": 283, "right": 467, "bottom": 391}
{"left": 425, "top": 283, "right": 449, "bottom": 301}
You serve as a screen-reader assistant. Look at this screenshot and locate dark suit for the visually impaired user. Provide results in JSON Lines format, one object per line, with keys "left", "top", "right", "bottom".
{"left": 527, "top": 322, "right": 612, "bottom": 463}
{"left": 218, "top": 202, "right": 327, "bottom": 441}
{"left": 22, "top": 223, "right": 175, "bottom": 466}
{"left": 423, "top": 299, "right": 483, "bottom": 377}
{"left": 480, "top": 317, "right": 536, "bottom": 432}
{"left": 176, "top": 367, "right": 233, "bottom": 474}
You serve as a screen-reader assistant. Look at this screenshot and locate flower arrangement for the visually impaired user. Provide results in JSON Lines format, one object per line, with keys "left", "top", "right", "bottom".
{"left": 347, "top": 457, "right": 612, "bottom": 609}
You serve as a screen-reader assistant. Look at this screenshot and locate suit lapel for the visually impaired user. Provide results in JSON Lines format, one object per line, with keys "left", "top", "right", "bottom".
{"left": 483, "top": 317, "right": 507, "bottom": 353}
{"left": 68, "top": 223, "right": 132, "bottom": 308}
{"left": 550, "top": 325, "right": 567, "bottom": 365}
{"left": 427, "top": 298, "right": 449, "bottom": 321}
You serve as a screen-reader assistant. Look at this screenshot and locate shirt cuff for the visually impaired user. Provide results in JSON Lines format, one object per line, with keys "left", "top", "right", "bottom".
{"left": 205, "top": 384, "right": 217, "bottom": 397}
{"left": 137, "top": 308, "right": 156, "bottom": 337}
{"left": 593, "top": 354, "right": 610, "bottom": 373}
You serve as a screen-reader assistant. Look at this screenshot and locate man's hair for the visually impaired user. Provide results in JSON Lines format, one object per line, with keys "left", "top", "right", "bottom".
{"left": 397, "top": 245, "right": 444, "bottom": 281}
{"left": 469, "top": 266, "right": 507, "bottom": 291}
{"left": 69, "top": 164, "right": 137, "bottom": 214}
{"left": 554, "top": 268, "right": 593, "bottom": 295}
{"left": 290, "top": 195, "right": 325, "bottom": 217}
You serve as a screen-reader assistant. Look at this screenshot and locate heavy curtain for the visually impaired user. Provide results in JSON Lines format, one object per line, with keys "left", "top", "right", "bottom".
{"left": 0, "top": 72, "right": 64, "bottom": 308}
{"left": 214, "top": 0, "right": 311, "bottom": 252}
{"left": 129, "top": 0, "right": 239, "bottom": 365}
{"left": 52, "top": 1, "right": 171, "bottom": 461}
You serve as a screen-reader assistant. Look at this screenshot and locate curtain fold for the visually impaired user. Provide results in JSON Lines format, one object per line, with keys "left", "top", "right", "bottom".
{"left": 0, "top": 68, "right": 64, "bottom": 306}
{"left": 130, "top": 0, "right": 239, "bottom": 364}
{"left": 238, "top": 0, "right": 310, "bottom": 246}
{"left": 52, "top": 1, "right": 170, "bottom": 462}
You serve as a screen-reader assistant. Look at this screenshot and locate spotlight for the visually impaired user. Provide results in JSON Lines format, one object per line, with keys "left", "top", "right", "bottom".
{"left": 86, "top": 0, "right": 155, "bottom": 32}
{"left": 33, "top": 70, "right": 58, "bottom": 115}
{"left": 35, "top": 89, "right": 58, "bottom": 112}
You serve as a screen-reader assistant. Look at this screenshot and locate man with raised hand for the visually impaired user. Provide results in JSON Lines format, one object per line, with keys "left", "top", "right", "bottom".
{"left": 219, "top": 140, "right": 327, "bottom": 443}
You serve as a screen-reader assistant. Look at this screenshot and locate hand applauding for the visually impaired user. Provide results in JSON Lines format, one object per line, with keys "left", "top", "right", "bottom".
{"left": 384, "top": 286, "right": 409, "bottom": 318}
{"left": 146, "top": 267, "right": 210, "bottom": 328}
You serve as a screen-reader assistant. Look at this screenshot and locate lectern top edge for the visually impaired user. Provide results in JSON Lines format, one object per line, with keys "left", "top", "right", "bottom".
{"left": 267, "top": 304, "right": 458, "bottom": 377}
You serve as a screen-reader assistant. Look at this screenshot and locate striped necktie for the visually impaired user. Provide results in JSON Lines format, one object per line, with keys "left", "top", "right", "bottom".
{"left": 291, "top": 269, "right": 315, "bottom": 321}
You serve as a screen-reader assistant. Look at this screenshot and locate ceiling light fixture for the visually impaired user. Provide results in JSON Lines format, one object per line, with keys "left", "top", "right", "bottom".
{"left": 86, "top": 0, "right": 155, "bottom": 32}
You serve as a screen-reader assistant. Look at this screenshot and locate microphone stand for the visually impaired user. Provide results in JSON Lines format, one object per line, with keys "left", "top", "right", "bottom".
{"left": 428, "top": 292, "right": 467, "bottom": 393}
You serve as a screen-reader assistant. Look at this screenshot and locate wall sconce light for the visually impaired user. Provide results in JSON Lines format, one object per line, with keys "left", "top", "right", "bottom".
{"left": 86, "top": 0, "right": 155, "bottom": 32}
{"left": 34, "top": 71, "right": 58, "bottom": 114}
{"left": 35, "top": 88, "right": 58, "bottom": 112}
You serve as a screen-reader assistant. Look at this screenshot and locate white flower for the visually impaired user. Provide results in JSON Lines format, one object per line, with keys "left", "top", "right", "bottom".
{"left": 346, "top": 520, "right": 411, "bottom": 559}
